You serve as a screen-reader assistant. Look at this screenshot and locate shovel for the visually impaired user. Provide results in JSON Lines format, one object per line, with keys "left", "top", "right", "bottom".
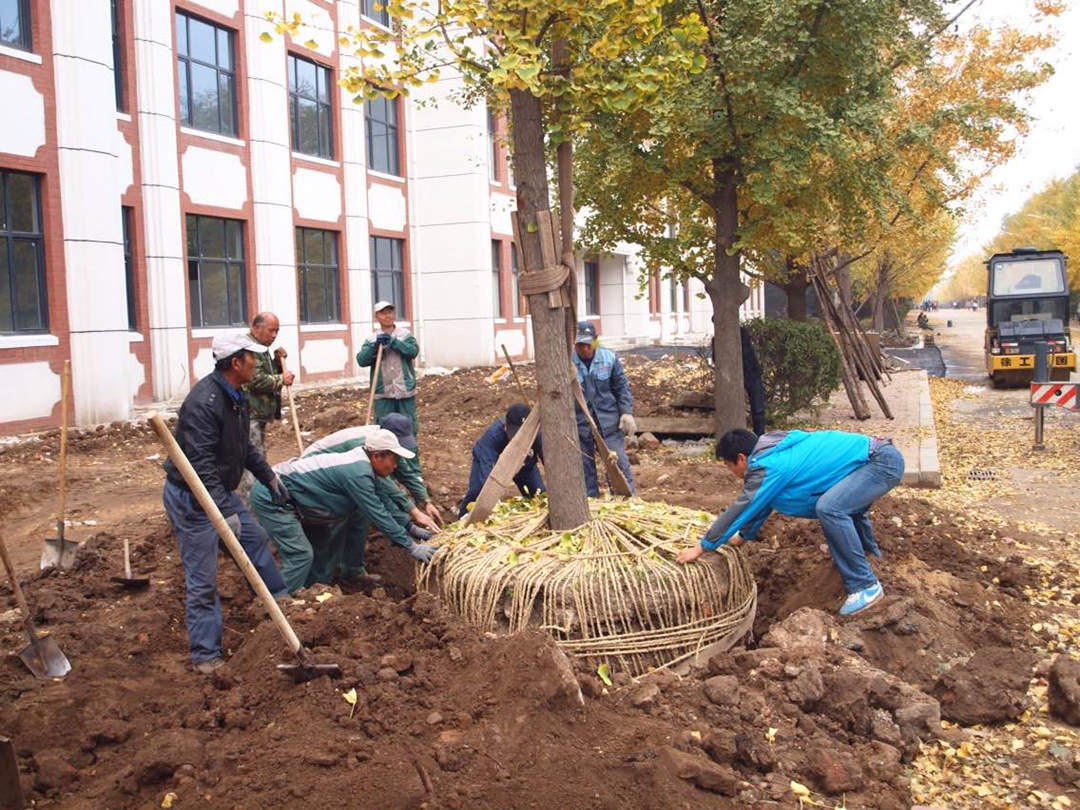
{"left": 364, "top": 343, "right": 384, "bottom": 425}
{"left": 0, "top": 534, "right": 70, "bottom": 679}
{"left": 279, "top": 356, "right": 305, "bottom": 456}
{"left": 148, "top": 413, "right": 340, "bottom": 683}
{"left": 110, "top": 538, "right": 149, "bottom": 589}
{"left": 41, "top": 360, "right": 78, "bottom": 571}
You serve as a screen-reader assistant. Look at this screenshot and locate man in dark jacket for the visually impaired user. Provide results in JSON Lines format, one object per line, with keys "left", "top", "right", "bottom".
{"left": 458, "top": 404, "right": 545, "bottom": 518}
{"left": 163, "top": 333, "right": 292, "bottom": 674}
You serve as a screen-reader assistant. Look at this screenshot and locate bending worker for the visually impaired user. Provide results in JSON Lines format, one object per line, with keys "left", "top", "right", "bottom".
{"left": 250, "top": 428, "right": 438, "bottom": 593}
{"left": 573, "top": 321, "right": 636, "bottom": 496}
{"left": 458, "top": 404, "right": 544, "bottom": 518}
{"left": 162, "top": 333, "right": 291, "bottom": 674}
{"left": 677, "top": 428, "right": 904, "bottom": 616}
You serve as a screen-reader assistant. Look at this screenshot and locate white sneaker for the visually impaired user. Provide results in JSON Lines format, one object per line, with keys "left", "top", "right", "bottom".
{"left": 840, "top": 583, "right": 883, "bottom": 616}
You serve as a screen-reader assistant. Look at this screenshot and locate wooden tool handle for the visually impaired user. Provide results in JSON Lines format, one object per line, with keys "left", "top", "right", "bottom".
{"left": 278, "top": 357, "right": 304, "bottom": 456}
{"left": 0, "top": 534, "right": 38, "bottom": 644}
{"left": 501, "top": 344, "right": 531, "bottom": 405}
{"left": 366, "top": 343, "right": 384, "bottom": 426}
{"left": 57, "top": 360, "right": 70, "bottom": 533}
{"left": 123, "top": 538, "right": 132, "bottom": 580}
{"left": 148, "top": 413, "right": 302, "bottom": 656}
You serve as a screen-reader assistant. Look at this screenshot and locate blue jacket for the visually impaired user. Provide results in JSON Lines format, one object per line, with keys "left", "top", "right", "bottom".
{"left": 573, "top": 347, "right": 633, "bottom": 437}
{"left": 702, "top": 430, "right": 872, "bottom": 549}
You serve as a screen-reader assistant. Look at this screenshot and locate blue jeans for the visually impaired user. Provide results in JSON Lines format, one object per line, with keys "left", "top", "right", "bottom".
{"left": 163, "top": 481, "right": 287, "bottom": 664}
{"left": 579, "top": 428, "right": 636, "bottom": 498}
{"left": 814, "top": 443, "right": 904, "bottom": 594}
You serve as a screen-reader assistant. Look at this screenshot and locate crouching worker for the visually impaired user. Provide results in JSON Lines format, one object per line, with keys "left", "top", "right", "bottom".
{"left": 251, "top": 428, "right": 438, "bottom": 593}
{"left": 458, "top": 404, "right": 545, "bottom": 518}
{"left": 677, "top": 428, "right": 904, "bottom": 616}
{"left": 162, "top": 333, "right": 290, "bottom": 674}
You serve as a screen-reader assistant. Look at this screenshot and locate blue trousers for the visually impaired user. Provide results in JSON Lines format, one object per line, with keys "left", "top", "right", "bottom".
{"left": 814, "top": 443, "right": 904, "bottom": 593}
{"left": 163, "top": 481, "right": 287, "bottom": 664}
{"left": 579, "top": 428, "right": 635, "bottom": 497}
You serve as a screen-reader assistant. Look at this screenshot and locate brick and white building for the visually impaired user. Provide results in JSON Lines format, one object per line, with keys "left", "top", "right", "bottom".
{"left": 0, "top": 0, "right": 762, "bottom": 433}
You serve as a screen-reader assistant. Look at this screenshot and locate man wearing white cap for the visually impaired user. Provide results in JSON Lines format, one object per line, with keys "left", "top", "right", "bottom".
{"left": 163, "top": 333, "right": 292, "bottom": 674}
{"left": 357, "top": 301, "right": 420, "bottom": 434}
{"left": 250, "top": 428, "right": 438, "bottom": 592}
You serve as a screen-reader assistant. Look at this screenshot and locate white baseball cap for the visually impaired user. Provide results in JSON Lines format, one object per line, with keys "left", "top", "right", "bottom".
{"left": 373, "top": 300, "right": 394, "bottom": 313}
{"left": 364, "top": 427, "right": 416, "bottom": 458}
{"left": 211, "top": 332, "right": 268, "bottom": 361}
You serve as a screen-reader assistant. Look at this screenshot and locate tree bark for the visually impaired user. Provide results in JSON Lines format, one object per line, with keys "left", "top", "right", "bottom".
{"left": 709, "top": 163, "right": 750, "bottom": 436}
{"left": 509, "top": 88, "right": 590, "bottom": 529}
{"left": 782, "top": 275, "right": 808, "bottom": 322}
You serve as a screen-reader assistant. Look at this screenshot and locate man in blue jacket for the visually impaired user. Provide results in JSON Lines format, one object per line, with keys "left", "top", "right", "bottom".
{"left": 458, "top": 404, "right": 545, "bottom": 518}
{"left": 677, "top": 428, "right": 904, "bottom": 616}
{"left": 573, "top": 321, "right": 636, "bottom": 496}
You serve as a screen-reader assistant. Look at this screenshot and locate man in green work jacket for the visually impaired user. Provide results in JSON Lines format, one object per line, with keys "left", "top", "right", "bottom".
{"left": 357, "top": 301, "right": 420, "bottom": 434}
{"left": 250, "top": 429, "right": 439, "bottom": 593}
{"left": 238, "top": 311, "right": 293, "bottom": 501}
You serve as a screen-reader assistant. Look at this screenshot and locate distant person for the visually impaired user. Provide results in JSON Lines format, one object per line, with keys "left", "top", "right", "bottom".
{"left": 573, "top": 321, "right": 636, "bottom": 497}
{"left": 357, "top": 301, "right": 420, "bottom": 435}
{"left": 678, "top": 428, "right": 904, "bottom": 616}
{"left": 238, "top": 311, "right": 294, "bottom": 501}
{"left": 458, "top": 404, "right": 544, "bottom": 518}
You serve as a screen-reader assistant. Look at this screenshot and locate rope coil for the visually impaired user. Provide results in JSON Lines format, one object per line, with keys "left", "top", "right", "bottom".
{"left": 518, "top": 264, "right": 571, "bottom": 296}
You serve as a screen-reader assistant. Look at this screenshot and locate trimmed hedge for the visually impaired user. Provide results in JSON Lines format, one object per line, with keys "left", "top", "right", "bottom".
{"left": 744, "top": 318, "right": 842, "bottom": 424}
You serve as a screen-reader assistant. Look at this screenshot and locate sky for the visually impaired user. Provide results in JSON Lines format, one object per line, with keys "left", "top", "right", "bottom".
{"left": 948, "top": 0, "right": 1080, "bottom": 267}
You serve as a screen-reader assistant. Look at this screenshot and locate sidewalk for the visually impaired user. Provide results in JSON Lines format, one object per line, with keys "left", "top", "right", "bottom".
{"left": 805, "top": 369, "right": 941, "bottom": 488}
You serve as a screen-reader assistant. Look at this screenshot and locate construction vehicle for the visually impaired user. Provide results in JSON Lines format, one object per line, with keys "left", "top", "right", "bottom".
{"left": 984, "top": 248, "right": 1075, "bottom": 387}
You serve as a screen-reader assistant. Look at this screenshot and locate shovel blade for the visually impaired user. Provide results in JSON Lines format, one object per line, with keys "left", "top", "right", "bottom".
{"left": 275, "top": 662, "right": 341, "bottom": 683}
{"left": 110, "top": 576, "right": 150, "bottom": 589}
{"left": 40, "top": 538, "right": 78, "bottom": 572}
{"left": 18, "top": 635, "right": 70, "bottom": 679}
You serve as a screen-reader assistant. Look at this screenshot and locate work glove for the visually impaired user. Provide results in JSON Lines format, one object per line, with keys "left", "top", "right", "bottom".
{"left": 409, "top": 542, "right": 438, "bottom": 563}
{"left": 375, "top": 332, "right": 392, "bottom": 347}
{"left": 619, "top": 413, "right": 637, "bottom": 435}
{"left": 407, "top": 523, "right": 433, "bottom": 541}
{"left": 269, "top": 476, "right": 293, "bottom": 508}
{"left": 224, "top": 513, "right": 242, "bottom": 538}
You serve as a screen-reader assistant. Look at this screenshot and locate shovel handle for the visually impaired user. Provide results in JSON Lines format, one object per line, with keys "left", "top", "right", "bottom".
{"left": 123, "top": 538, "right": 132, "bottom": 580}
{"left": 366, "top": 343, "right": 384, "bottom": 426}
{"left": 57, "top": 360, "right": 70, "bottom": 536}
{"left": 278, "top": 356, "right": 304, "bottom": 456}
{"left": 148, "top": 413, "right": 303, "bottom": 657}
{"left": 0, "top": 534, "right": 39, "bottom": 644}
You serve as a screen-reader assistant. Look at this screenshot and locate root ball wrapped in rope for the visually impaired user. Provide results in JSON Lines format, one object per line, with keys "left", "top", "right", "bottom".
{"left": 417, "top": 497, "right": 757, "bottom": 676}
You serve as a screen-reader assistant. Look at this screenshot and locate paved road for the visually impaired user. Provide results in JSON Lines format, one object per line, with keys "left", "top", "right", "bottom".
{"left": 930, "top": 307, "right": 989, "bottom": 381}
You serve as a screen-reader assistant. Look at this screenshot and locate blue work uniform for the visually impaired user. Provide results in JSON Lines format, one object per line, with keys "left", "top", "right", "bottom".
{"left": 457, "top": 418, "right": 545, "bottom": 518}
{"left": 573, "top": 346, "right": 635, "bottom": 496}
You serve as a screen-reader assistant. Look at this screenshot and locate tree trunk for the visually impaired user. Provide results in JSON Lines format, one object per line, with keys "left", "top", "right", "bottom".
{"left": 782, "top": 275, "right": 808, "bottom": 322}
{"left": 509, "top": 88, "right": 590, "bottom": 529}
{"left": 709, "top": 164, "right": 749, "bottom": 436}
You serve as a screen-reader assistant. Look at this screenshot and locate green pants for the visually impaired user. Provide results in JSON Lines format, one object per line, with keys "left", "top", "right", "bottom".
{"left": 307, "top": 515, "right": 371, "bottom": 582}
{"left": 250, "top": 484, "right": 325, "bottom": 594}
{"left": 374, "top": 396, "right": 418, "bottom": 436}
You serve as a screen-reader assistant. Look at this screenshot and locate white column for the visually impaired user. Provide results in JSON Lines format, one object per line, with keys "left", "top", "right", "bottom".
{"left": 51, "top": 0, "right": 130, "bottom": 424}
{"left": 132, "top": 0, "right": 189, "bottom": 400}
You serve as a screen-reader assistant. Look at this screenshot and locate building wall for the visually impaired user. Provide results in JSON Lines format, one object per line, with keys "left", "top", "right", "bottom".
{"left": 0, "top": 0, "right": 760, "bottom": 433}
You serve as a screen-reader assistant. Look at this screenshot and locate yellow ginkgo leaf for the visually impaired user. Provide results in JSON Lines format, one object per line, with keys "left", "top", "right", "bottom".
{"left": 596, "top": 663, "right": 612, "bottom": 687}
{"left": 162, "top": 793, "right": 177, "bottom": 809}
{"left": 790, "top": 781, "right": 810, "bottom": 798}
{"left": 316, "top": 592, "right": 333, "bottom": 603}
{"left": 343, "top": 687, "right": 358, "bottom": 718}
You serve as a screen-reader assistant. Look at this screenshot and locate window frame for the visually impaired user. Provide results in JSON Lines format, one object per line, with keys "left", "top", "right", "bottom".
{"left": 122, "top": 206, "right": 136, "bottom": 330}
{"left": 360, "top": 0, "right": 390, "bottom": 27}
{"left": 487, "top": 107, "right": 499, "bottom": 183}
{"left": 296, "top": 227, "right": 341, "bottom": 324}
{"left": 185, "top": 213, "right": 247, "bottom": 328}
{"left": 584, "top": 259, "right": 600, "bottom": 317}
{"left": 288, "top": 53, "right": 334, "bottom": 159}
{"left": 369, "top": 235, "right": 406, "bottom": 314}
{"left": 511, "top": 244, "right": 521, "bottom": 317}
{"left": 365, "top": 96, "right": 400, "bottom": 176}
{"left": 175, "top": 10, "right": 238, "bottom": 136}
{"left": 0, "top": 170, "right": 48, "bottom": 334}
{"left": 111, "top": 0, "right": 125, "bottom": 111}
{"left": 0, "top": 0, "right": 32, "bottom": 52}
{"left": 491, "top": 239, "right": 503, "bottom": 318}
{"left": 669, "top": 274, "right": 678, "bottom": 312}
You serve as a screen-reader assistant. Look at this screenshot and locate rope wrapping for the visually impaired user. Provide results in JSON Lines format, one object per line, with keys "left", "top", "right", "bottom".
{"left": 518, "top": 264, "right": 571, "bottom": 297}
{"left": 417, "top": 497, "right": 757, "bottom": 676}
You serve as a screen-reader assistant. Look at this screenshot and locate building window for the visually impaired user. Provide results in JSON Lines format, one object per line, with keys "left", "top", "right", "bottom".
{"left": 111, "top": 0, "right": 125, "bottom": 111}
{"left": 683, "top": 279, "right": 691, "bottom": 312}
{"left": 361, "top": 0, "right": 390, "bottom": 27}
{"left": 488, "top": 108, "right": 499, "bottom": 182}
{"left": 0, "top": 171, "right": 47, "bottom": 333}
{"left": 185, "top": 214, "right": 246, "bottom": 327}
{"left": 584, "top": 260, "right": 599, "bottom": 317}
{"left": 296, "top": 228, "right": 340, "bottom": 323}
{"left": 365, "top": 97, "right": 400, "bottom": 176}
{"left": 0, "top": 0, "right": 31, "bottom": 51}
{"left": 176, "top": 11, "right": 237, "bottom": 136}
{"left": 122, "top": 206, "right": 136, "bottom": 330}
{"left": 669, "top": 274, "right": 678, "bottom": 312}
{"left": 491, "top": 240, "right": 502, "bottom": 318}
{"left": 289, "top": 54, "right": 334, "bottom": 159}
{"left": 370, "top": 235, "right": 405, "bottom": 313}
{"left": 511, "top": 244, "right": 520, "bottom": 317}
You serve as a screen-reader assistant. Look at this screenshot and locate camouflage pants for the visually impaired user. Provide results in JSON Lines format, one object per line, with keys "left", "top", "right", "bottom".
{"left": 236, "top": 420, "right": 268, "bottom": 505}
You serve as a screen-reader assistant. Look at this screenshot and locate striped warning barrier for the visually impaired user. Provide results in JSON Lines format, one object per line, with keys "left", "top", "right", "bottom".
{"left": 1030, "top": 382, "right": 1079, "bottom": 410}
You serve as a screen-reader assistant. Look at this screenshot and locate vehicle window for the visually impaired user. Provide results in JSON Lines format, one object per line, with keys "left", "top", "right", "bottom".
{"left": 991, "top": 259, "right": 1065, "bottom": 296}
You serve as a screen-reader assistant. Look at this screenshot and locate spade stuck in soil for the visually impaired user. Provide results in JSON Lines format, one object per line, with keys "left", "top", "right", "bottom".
{"left": 110, "top": 538, "right": 149, "bottom": 589}
{"left": 0, "top": 533, "right": 70, "bottom": 679}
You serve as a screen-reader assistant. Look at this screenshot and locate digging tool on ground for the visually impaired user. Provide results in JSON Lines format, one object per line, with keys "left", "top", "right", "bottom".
{"left": 41, "top": 360, "right": 77, "bottom": 571}
{"left": 279, "top": 356, "right": 304, "bottom": 456}
{"left": 571, "top": 377, "right": 632, "bottom": 497}
{"left": 110, "top": 538, "right": 149, "bottom": 589}
{"left": 0, "top": 534, "right": 70, "bottom": 679}
{"left": 0, "top": 736, "right": 24, "bottom": 810}
{"left": 365, "top": 343, "right": 384, "bottom": 425}
{"left": 148, "top": 413, "right": 340, "bottom": 682}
